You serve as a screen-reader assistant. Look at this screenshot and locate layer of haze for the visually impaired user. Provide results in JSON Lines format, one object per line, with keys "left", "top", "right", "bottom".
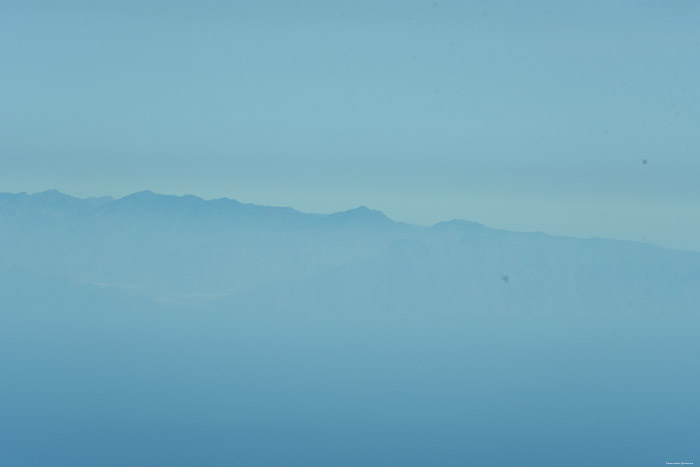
{"left": 2, "top": 0, "right": 699, "bottom": 250}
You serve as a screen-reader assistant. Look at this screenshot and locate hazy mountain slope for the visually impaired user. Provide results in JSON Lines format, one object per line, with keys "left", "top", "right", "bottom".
{"left": 0, "top": 191, "right": 411, "bottom": 299}
{"left": 222, "top": 228, "right": 700, "bottom": 316}
{"left": 2, "top": 190, "right": 699, "bottom": 311}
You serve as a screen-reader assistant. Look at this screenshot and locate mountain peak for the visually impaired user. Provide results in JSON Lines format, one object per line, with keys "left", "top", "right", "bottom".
{"left": 38, "top": 189, "right": 62, "bottom": 195}
{"left": 321, "top": 205, "right": 394, "bottom": 227}
{"left": 33, "top": 189, "right": 76, "bottom": 202}
{"left": 124, "top": 190, "right": 158, "bottom": 199}
{"left": 340, "top": 205, "right": 388, "bottom": 218}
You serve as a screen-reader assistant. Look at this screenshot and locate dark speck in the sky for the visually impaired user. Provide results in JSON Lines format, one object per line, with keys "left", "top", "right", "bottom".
{"left": 501, "top": 275, "right": 510, "bottom": 283}
{"left": 642, "top": 159, "right": 648, "bottom": 165}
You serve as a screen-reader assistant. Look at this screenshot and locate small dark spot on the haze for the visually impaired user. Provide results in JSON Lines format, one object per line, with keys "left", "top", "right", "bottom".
{"left": 501, "top": 275, "right": 510, "bottom": 284}
{"left": 642, "top": 159, "right": 648, "bottom": 165}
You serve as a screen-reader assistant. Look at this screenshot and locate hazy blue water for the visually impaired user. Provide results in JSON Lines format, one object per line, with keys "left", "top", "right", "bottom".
{"left": 2, "top": 299, "right": 698, "bottom": 466}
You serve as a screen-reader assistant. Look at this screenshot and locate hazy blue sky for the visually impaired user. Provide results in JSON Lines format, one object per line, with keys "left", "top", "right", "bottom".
{"left": 2, "top": 0, "right": 699, "bottom": 250}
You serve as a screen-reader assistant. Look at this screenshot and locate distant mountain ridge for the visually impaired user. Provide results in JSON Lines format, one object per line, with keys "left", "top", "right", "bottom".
{"left": 1, "top": 189, "right": 699, "bottom": 312}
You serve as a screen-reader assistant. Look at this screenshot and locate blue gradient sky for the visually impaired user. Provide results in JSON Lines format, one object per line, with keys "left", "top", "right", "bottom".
{"left": 2, "top": 0, "right": 699, "bottom": 250}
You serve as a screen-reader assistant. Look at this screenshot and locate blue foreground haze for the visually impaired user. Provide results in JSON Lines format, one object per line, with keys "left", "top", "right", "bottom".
{"left": 1, "top": 190, "right": 699, "bottom": 466}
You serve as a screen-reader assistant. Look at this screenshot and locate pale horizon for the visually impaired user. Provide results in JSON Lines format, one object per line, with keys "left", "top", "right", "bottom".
{"left": 5, "top": 186, "right": 698, "bottom": 253}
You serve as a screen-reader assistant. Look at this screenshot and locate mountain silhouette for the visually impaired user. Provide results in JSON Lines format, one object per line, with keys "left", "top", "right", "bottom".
{"left": 1, "top": 189, "right": 698, "bottom": 311}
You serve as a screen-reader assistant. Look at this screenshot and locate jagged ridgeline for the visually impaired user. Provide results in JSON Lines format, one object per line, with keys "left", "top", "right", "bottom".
{"left": 1, "top": 189, "right": 698, "bottom": 311}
